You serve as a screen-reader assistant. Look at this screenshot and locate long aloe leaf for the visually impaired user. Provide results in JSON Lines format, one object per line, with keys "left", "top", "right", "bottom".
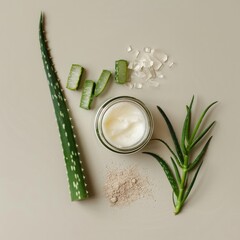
{"left": 152, "top": 139, "right": 183, "bottom": 168}
{"left": 182, "top": 96, "right": 194, "bottom": 151}
{"left": 143, "top": 152, "right": 179, "bottom": 197}
{"left": 172, "top": 191, "right": 176, "bottom": 207}
{"left": 39, "top": 14, "right": 88, "bottom": 201}
{"left": 185, "top": 96, "right": 194, "bottom": 142}
{"left": 170, "top": 157, "right": 181, "bottom": 184}
{"left": 181, "top": 106, "right": 190, "bottom": 154}
{"left": 190, "top": 121, "right": 215, "bottom": 150}
{"left": 157, "top": 106, "right": 184, "bottom": 163}
{"left": 189, "top": 101, "right": 217, "bottom": 144}
{"left": 183, "top": 161, "right": 203, "bottom": 203}
{"left": 188, "top": 137, "right": 212, "bottom": 171}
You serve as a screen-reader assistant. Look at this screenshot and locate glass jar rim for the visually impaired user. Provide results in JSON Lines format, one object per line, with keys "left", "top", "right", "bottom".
{"left": 94, "top": 96, "right": 154, "bottom": 154}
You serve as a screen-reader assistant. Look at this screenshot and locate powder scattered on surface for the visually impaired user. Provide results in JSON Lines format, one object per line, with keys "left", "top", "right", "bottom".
{"left": 104, "top": 166, "right": 151, "bottom": 206}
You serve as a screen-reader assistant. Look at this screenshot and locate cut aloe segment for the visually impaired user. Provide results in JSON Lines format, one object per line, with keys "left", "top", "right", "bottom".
{"left": 66, "top": 64, "right": 84, "bottom": 90}
{"left": 115, "top": 60, "right": 128, "bottom": 84}
{"left": 80, "top": 80, "right": 96, "bottom": 110}
{"left": 94, "top": 70, "right": 111, "bottom": 97}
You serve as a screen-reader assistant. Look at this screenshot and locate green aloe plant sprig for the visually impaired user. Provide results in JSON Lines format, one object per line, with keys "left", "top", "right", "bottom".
{"left": 144, "top": 96, "right": 217, "bottom": 214}
{"left": 39, "top": 14, "right": 88, "bottom": 201}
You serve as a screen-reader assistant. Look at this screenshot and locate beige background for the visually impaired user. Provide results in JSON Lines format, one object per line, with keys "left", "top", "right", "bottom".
{"left": 0, "top": 0, "right": 239, "bottom": 239}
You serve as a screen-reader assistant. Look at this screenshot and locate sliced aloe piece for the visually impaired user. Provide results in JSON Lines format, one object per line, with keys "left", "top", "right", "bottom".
{"left": 115, "top": 60, "right": 128, "bottom": 84}
{"left": 66, "top": 64, "right": 84, "bottom": 90}
{"left": 80, "top": 80, "right": 96, "bottom": 110}
{"left": 94, "top": 70, "right": 111, "bottom": 97}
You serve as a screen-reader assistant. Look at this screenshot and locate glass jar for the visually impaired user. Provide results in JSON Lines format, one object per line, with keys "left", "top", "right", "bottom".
{"left": 94, "top": 96, "right": 154, "bottom": 154}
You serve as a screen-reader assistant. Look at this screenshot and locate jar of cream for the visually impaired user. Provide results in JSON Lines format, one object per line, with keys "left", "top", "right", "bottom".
{"left": 94, "top": 96, "right": 154, "bottom": 154}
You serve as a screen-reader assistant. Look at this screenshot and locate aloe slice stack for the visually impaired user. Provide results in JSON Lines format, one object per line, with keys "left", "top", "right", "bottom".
{"left": 66, "top": 64, "right": 84, "bottom": 90}
{"left": 80, "top": 80, "right": 96, "bottom": 110}
{"left": 94, "top": 70, "right": 111, "bottom": 97}
{"left": 115, "top": 60, "right": 128, "bottom": 84}
{"left": 39, "top": 14, "right": 88, "bottom": 201}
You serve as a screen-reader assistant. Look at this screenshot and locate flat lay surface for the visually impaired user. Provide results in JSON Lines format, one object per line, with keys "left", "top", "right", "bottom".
{"left": 0, "top": 0, "right": 239, "bottom": 239}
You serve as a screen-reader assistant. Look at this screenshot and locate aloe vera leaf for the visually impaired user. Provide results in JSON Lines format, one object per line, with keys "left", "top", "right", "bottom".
{"left": 183, "top": 161, "right": 203, "bottom": 203}
{"left": 66, "top": 64, "right": 84, "bottom": 90}
{"left": 80, "top": 80, "right": 96, "bottom": 110}
{"left": 190, "top": 121, "right": 215, "bottom": 150}
{"left": 94, "top": 70, "right": 111, "bottom": 97}
{"left": 39, "top": 14, "right": 88, "bottom": 201}
{"left": 181, "top": 106, "right": 190, "bottom": 155}
{"left": 170, "top": 157, "right": 181, "bottom": 184}
{"left": 188, "top": 137, "right": 212, "bottom": 171}
{"left": 115, "top": 60, "right": 128, "bottom": 84}
{"left": 157, "top": 106, "right": 184, "bottom": 163}
{"left": 152, "top": 138, "right": 183, "bottom": 168}
{"left": 189, "top": 101, "right": 217, "bottom": 144}
{"left": 143, "top": 152, "right": 179, "bottom": 197}
{"left": 185, "top": 96, "right": 194, "bottom": 142}
{"left": 181, "top": 96, "right": 194, "bottom": 153}
{"left": 172, "top": 191, "right": 176, "bottom": 207}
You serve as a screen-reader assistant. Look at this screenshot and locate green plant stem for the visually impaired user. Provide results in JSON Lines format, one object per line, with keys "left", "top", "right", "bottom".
{"left": 175, "top": 156, "right": 189, "bottom": 214}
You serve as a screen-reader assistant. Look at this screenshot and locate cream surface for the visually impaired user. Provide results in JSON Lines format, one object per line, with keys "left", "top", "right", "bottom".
{"left": 102, "top": 102, "right": 146, "bottom": 148}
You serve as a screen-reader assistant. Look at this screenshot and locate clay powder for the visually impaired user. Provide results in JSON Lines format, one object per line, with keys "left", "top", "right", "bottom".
{"left": 104, "top": 166, "right": 151, "bottom": 206}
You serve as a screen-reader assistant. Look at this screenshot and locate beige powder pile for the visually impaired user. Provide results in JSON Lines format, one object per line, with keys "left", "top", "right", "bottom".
{"left": 104, "top": 166, "right": 151, "bottom": 206}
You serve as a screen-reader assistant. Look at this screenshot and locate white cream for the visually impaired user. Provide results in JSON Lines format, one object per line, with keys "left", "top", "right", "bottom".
{"left": 102, "top": 101, "right": 147, "bottom": 148}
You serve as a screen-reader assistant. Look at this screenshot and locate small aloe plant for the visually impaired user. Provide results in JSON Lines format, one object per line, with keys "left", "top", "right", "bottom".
{"left": 39, "top": 13, "right": 88, "bottom": 201}
{"left": 144, "top": 96, "right": 217, "bottom": 214}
